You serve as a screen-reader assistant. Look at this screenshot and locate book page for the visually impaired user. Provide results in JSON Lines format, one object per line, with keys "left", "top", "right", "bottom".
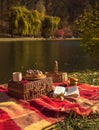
{"left": 64, "top": 86, "right": 80, "bottom": 97}
{"left": 54, "top": 86, "right": 65, "bottom": 95}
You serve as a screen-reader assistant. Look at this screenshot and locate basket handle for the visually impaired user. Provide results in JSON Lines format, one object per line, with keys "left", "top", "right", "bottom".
{"left": 54, "top": 60, "right": 58, "bottom": 73}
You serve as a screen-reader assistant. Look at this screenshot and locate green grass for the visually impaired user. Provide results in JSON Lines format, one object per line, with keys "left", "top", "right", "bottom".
{"left": 44, "top": 70, "right": 99, "bottom": 130}
{"left": 68, "top": 70, "right": 99, "bottom": 86}
{"left": 42, "top": 113, "right": 99, "bottom": 130}
{"left": 55, "top": 114, "right": 99, "bottom": 130}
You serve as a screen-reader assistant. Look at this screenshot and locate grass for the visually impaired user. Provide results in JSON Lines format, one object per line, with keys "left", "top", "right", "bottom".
{"left": 44, "top": 70, "right": 99, "bottom": 130}
{"left": 55, "top": 113, "right": 99, "bottom": 130}
{"left": 42, "top": 113, "right": 99, "bottom": 130}
{"left": 68, "top": 70, "right": 99, "bottom": 86}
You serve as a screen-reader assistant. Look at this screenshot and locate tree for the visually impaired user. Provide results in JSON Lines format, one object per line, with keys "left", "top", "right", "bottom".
{"left": 74, "top": 3, "right": 99, "bottom": 59}
{"left": 67, "top": 0, "right": 91, "bottom": 24}
{"left": 63, "top": 27, "right": 73, "bottom": 38}
{"left": 9, "top": 6, "right": 42, "bottom": 37}
{"left": 9, "top": 6, "right": 29, "bottom": 36}
{"left": 36, "top": 0, "right": 46, "bottom": 14}
{"left": 29, "top": 10, "right": 42, "bottom": 37}
{"left": 42, "top": 16, "right": 60, "bottom": 38}
{"left": 44, "top": 0, "right": 53, "bottom": 15}
{"left": 53, "top": 29, "right": 64, "bottom": 38}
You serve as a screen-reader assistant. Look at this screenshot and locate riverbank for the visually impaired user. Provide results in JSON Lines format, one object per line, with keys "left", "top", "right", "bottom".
{"left": 0, "top": 37, "right": 81, "bottom": 42}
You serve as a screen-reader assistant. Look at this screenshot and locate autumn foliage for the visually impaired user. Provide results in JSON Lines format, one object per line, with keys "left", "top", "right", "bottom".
{"left": 53, "top": 27, "right": 73, "bottom": 38}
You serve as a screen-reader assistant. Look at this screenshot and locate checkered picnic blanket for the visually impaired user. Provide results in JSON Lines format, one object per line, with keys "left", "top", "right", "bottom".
{"left": 0, "top": 83, "right": 99, "bottom": 130}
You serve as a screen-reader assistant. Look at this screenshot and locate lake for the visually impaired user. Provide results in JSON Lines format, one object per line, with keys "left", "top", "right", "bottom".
{"left": 0, "top": 39, "right": 98, "bottom": 84}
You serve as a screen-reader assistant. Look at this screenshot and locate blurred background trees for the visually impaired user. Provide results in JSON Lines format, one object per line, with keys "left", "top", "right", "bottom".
{"left": 0, "top": 0, "right": 99, "bottom": 36}
{"left": 0, "top": 0, "right": 99, "bottom": 59}
{"left": 74, "top": 3, "right": 99, "bottom": 59}
{"left": 9, "top": 6, "right": 60, "bottom": 38}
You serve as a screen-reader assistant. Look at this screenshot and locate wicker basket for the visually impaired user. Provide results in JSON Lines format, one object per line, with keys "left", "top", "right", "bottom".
{"left": 8, "top": 77, "right": 53, "bottom": 100}
{"left": 45, "top": 72, "right": 67, "bottom": 83}
{"left": 45, "top": 61, "right": 68, "bottom": 83}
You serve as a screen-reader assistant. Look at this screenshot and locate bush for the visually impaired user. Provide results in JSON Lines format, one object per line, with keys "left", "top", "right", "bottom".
{"left": 74, "top": 3, "right": 99, "bottom": 59}
{"left": 53, "top": 29, "right": 64, "bottom": 38}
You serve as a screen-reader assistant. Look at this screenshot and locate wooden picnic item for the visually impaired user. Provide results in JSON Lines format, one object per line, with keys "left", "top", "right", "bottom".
{"left": 8, "top": 77, "right": 53, "bottom": 100}
{"left": 69, "top": 76, "right": 78, "bottom": 86}
{"left": 45, "top": 60, "right": 68, "bottom": 83}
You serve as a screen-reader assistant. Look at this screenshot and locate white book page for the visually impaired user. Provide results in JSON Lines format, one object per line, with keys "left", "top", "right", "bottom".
{"left": 64, "top": 86, "right": 79, "bottom": 97}
{"left": 54, "top": 86, "right": 65, "bottom": 95}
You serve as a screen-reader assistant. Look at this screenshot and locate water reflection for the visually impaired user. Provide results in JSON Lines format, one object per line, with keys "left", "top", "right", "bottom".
{"left": 0, "top": 40, "right": 98, "bottom": 83}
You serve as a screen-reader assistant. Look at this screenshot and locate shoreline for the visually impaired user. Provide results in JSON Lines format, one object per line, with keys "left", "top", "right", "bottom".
{"left": 0, "top": 37, "right": 81, "bottom": 42}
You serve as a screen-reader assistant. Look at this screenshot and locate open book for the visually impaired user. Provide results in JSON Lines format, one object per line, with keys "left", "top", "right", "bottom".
{"left": 54, "top": 86, "right": 80, "bottom": 98}
{"left": 64, "top": 86, "right": 80, "bottom": 97}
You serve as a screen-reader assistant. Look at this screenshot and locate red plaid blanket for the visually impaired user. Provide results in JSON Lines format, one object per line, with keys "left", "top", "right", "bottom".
{"left": 0, "top": 83, "right": 99, "bottom": 130}
{"left": 30, "top": 83, "right": 99, "bottom": 117}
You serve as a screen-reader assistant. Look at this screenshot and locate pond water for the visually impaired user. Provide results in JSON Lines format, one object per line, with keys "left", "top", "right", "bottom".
{"left": 0, "top": 40, "right": 98, "bottom": 83}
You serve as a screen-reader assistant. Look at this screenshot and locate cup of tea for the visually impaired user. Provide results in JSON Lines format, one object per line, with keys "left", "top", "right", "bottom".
{"left": 12, "top": 72, "right": 22, "bottom": 82}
